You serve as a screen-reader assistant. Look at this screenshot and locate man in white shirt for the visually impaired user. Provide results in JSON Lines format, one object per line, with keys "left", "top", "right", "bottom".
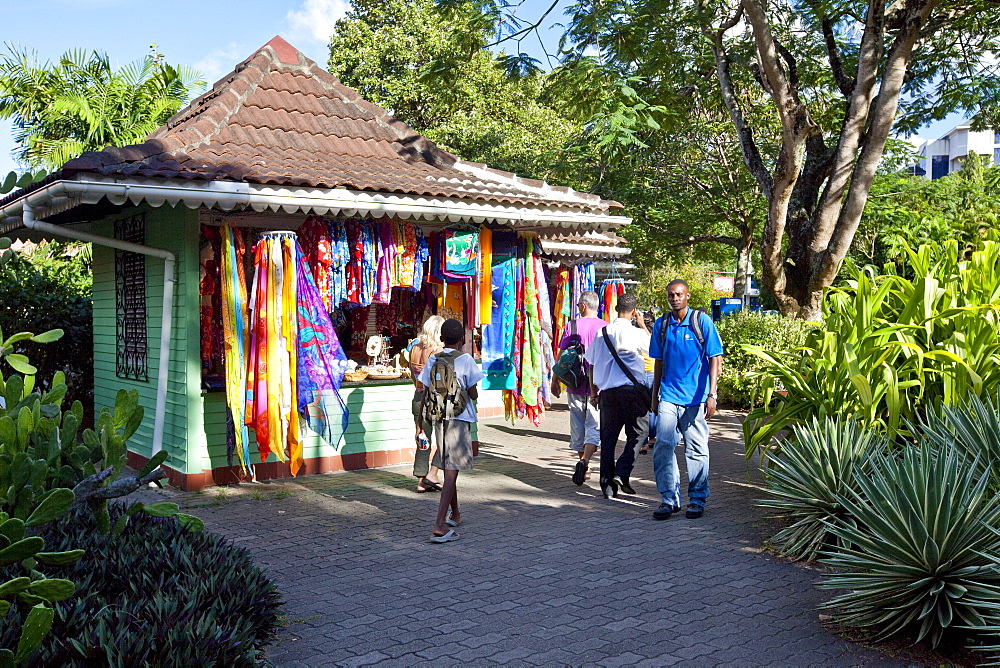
{"left": 583, "top": 293, "right": 651, "bottom": 499}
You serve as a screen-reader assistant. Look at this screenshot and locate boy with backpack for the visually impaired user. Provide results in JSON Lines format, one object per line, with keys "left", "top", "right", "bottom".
{"left": 648, "top": 279, "right": 724, "bottom": 521}
{"left": 417, "top": 318, "right": 484, "bottom": 543}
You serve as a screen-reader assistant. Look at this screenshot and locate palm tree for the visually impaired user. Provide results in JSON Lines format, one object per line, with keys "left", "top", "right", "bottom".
{"left": 0, "top": 45, "right": 204, "bottom": 170}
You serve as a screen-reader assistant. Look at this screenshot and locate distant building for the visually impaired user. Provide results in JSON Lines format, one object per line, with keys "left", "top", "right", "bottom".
{"left": 909, "top": 124, "right": 1000, "bottom": 178}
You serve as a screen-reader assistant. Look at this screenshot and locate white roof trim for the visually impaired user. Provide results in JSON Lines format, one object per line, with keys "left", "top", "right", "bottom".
{"left": 2, "top": 176, "right": 630, "bottom": 232}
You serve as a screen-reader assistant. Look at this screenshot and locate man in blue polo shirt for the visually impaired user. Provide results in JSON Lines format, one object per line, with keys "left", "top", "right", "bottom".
{"left": 648, "top": 279, "right": 724, "bottom": 520}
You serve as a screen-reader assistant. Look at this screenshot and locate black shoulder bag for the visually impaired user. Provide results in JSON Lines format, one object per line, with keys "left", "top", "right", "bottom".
{"left": 602, "top": 330, "right": 652, "bottom": 419}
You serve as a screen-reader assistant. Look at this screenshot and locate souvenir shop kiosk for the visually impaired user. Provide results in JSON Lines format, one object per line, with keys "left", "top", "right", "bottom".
{"left": 0, "top": 37, "right": 631, "bottom": 490}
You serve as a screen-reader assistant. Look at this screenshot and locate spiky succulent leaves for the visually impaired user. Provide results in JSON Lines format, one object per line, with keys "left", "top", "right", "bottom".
{"left": 917, "top": 392, "right": 1000, "bottom": 493}
{"left": 758, "top": 416, "right": 884, "bottom": 562}
{"left": 819, "top": 445, "right": 1000, "bottom": 648}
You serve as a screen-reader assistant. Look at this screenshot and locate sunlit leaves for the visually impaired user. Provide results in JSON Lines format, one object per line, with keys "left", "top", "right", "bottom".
{"left": 496, "top": 53, "right": 543, "bottom": 78}
{"left": 0, "top": 45, "right": 205, "bottom": 170}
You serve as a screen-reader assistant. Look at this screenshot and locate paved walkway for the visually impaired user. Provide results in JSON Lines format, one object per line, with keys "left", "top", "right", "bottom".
{"left": 165, "top": 401, "right": 904, "bottom": 666}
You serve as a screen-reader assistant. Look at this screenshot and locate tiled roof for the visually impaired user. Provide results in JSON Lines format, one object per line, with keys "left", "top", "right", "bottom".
{"left": 60, "top": 36, "right": 621, "bottom": 214}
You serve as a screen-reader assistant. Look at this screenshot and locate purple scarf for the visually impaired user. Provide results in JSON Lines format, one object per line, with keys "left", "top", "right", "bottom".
{"left": 295, "top": 244, "right": 350, "bottom": 450}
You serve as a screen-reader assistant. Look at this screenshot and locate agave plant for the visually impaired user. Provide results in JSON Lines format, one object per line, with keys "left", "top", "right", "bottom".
{"left": 820, "top": 444, "right": 1000, "bottom": 648}
{"left": 917, "top": 392, "right": 1000, "bottom": 493}
{"left": 758, "top": 416, "right": 884, "bottom": 562}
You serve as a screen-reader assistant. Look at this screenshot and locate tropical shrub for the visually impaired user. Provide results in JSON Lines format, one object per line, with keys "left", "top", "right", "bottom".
{"left": 634, "top": 262, "right": 729, "bottom": 313}
{"left": 820, "top": 444, "right": 1000, "bottom": 649}
{"left": 715, "top": 311, "right": 809, "bottom": 408}
{"left": 758, "top": 417, "right": 884, "bottom": 562}
{"left": 744, "top": 240, "right": 1000, "bottom": 458}
{"left": 0, "top": 240, "right": 92, "bottom": 413}
{"left": 0, "top": 327, "right": 85, "bottom": 664}
{"left": 0, "top": 504, "right": 283, "bottom": 666}
{"left": 0, "top": 324, "right": 174, "bottom": 533}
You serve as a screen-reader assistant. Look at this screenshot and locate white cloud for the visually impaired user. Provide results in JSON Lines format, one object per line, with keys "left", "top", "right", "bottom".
{"left": 193, "top": 43, "right": 251, "bottom": 84}
{"left": 285, "top": 0, "right": 349, "bottom": 45}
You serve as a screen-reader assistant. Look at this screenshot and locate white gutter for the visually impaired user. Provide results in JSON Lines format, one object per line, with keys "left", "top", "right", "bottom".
{"left": 20, "top": 196, "right": 175, "bottom": 458}
{"left": 0, "top": 178, "right": 630, "bottom": 232}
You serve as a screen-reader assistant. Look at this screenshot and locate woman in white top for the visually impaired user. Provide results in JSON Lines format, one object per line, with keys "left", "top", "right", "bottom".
{"left": 409, "top": 315, "right": 444, "bottom": 493}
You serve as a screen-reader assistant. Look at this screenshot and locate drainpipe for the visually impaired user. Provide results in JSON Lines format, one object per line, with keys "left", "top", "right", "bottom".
{"left": 21, "top": 200, "right": 176, "bottom": 457}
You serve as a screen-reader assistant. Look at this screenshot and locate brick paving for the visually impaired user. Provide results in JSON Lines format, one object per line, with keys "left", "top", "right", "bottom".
{"left": 159, "top": 402, "right": 905, "bottom": 666}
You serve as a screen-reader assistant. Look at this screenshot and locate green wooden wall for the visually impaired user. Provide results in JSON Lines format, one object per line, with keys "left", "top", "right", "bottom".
{"left": 91, "top": 203, "right": 201, "bottom": 475}
{"left": 197, "top": 383, "right": 416, "bottom": 471}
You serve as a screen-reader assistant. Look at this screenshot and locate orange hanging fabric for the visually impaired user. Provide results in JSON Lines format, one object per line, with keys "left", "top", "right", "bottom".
{"left": 479, "top": 227, "right": 493, "bottom": 325}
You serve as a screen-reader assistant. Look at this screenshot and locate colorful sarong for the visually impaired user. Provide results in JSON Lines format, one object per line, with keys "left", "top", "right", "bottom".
{"left": 482, "top": 259, "right": 516, "bottom": 390}
{"left": 220, "top": 223, "right": 251, "bottom": 471}
{"left": 295, "top": 244, "right": 350, "bottom": 460}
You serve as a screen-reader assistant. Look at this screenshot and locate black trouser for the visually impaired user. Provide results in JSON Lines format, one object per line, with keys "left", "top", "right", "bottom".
{"left": 599, "top": 385, "right": 648, "bottom": 485}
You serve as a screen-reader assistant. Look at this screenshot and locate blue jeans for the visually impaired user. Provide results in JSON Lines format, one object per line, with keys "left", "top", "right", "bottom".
{"left": 653, "top": 401, "right": 710, "bottom": 508}
{"left": 644, "top": 371, "right": 657, "bottom": 442}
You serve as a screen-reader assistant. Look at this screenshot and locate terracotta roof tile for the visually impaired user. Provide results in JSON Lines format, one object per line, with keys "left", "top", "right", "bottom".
{"left": 59, "top": 36, "right": 622, "bottom": 212}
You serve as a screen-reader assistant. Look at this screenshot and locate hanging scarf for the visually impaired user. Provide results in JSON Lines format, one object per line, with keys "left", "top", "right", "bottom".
{"left": 295, "top": 244, "right": 350, "bottom": 459}
{"left": 220, "top": 224, "right": 250, "bottom": 472}
{"left": 298, "top": 216, "right": 333, "bottom": 310}
{"left": 482, "top": 258, "right": 517, "bottom": 390}
{"left": 521, "top": 236, "right": 542, "bottom": 408}
{"left": 552, "top": 266, "right": 571, "bottom": 349}
{"left": 246, "top": 233, "right": 295, "bottom": 464}
{"left": 478, "top": 227, "right": 492, "bottom": 325}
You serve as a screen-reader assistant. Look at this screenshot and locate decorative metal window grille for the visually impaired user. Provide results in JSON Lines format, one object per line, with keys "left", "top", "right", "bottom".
{"left": 115, "top": 213, "right": 148, "bottom": 382}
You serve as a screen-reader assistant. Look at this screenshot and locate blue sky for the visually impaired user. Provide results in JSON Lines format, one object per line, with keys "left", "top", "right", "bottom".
{"left": 1, "top": 0, "right": 963, "bottom": 176}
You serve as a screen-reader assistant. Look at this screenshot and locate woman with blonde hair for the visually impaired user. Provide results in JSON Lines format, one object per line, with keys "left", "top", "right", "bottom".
{"left": 410, "top": 315, "right": 444, "bottom": 493}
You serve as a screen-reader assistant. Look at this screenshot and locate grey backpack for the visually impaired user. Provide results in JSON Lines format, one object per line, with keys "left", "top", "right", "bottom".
{"left": 423, "top": 351, "right": 469, "bottom": 422}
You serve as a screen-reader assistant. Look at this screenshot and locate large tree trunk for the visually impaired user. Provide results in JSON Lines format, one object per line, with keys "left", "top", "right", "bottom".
{"left": 733, "top": 235, "right": 753, "bottom": 299}
{"left": 729, "top": 0, "right": 939, "bottom": 319}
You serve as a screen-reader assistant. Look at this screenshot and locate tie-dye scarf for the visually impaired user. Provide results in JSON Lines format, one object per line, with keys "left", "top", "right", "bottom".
{"left": 295, "top": 244, "right": 350, "bottom": 456}
{"left": 220, "top": 224, "right": 251, "bottom": 471}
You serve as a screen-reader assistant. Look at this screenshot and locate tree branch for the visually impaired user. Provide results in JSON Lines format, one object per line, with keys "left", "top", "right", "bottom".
{"left": 821, "top": 17, "right": 855, "bottom": 97}
{"left": 666, "top": 233, "right": 742, "bottom": 249}
{"left": 810, "top": 0, "right": 886, "bottom": 258}
{"left": 774, "top": 39, "right": 799, "bottom": 88}
{"left": 818, "top": 0, "right": 941, "bottom": 286}
{"left": 706, "top": 31, "right": 774, "bottom": 199}
{"left": 742, "top": 0, "right": 816, "bottom": 311}
{"left": 485, "top": 0, "right": 561, "bottom": 49}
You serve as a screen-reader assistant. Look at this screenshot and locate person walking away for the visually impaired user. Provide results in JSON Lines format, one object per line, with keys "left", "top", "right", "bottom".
{"left": 648, "top": 280, "right": 723, "bottom": 520}
{"left": 551, "top": 291, "right": 606, "bottom": 486}
{"left": 583, "top": 293, "right": 651, "bottom": 498}
{"left": 418, "top": 318, "right": 484, "bottom": 542}
{"left": 409, "top": 315, "right": 444, "bottom": 493}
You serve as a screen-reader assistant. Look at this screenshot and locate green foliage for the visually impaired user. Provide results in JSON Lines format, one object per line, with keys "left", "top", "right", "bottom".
{"left": 0, "top": 45, "right": 204, "bottom": 170}
{"left": 758, "top": 417, "right": 884, "bottom": 562}
{"left": 819, "top": 444, "right": 1000, "bottom": 649}
{"left": 329, "top": 0, "right": 581, "bottom": 183}
{"left": 715, "top": 311, "right": 808, "bottom": 408}
{"left": 744, "top": 240, "right": 1000, "bottom": 458}
{"left": 633, "top": 262, "right": 728, "bottom": 313}
{"left": 0, "top": 414, "right": 81, "bottom": 667}
{"left": 0, "top": 242, "right": 92, "bottom": 412}
{"left": 0, "top": 505, "right": 283, "bottom": 666}
{"left": 853, "top": 159, "right": 1000, "bottom": 268}
{"left": 0, "top": 295, "right": 204, "bottom": 665}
